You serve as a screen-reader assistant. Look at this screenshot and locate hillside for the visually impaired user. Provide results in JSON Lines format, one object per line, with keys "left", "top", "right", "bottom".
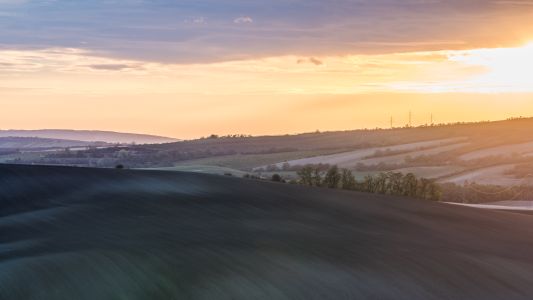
{"left": 150, "top": 117, "right": 533, "bottom": 153}
{"left": 0, "top": 136, "right": 102, "bottom": 150}
{"left": 2, "top": 164, "right": 533, "bottom": 299}
{"left": 0, "top": 129, "right": 178, "bottom": 144}
{"left": 4, "top": 118, "right": 533, "bottom": 189}
{"left": 160, "top": 118, "right": 533, "bottom": 186}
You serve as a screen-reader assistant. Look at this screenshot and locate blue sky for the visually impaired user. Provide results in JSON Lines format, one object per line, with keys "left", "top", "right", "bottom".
{"left": 2, "top": 0, "right": 533, "bottom": 63}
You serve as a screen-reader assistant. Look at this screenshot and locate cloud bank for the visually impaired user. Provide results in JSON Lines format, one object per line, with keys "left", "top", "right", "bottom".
{"left": 1, "top": 0, "right": 532, "bottom": 63}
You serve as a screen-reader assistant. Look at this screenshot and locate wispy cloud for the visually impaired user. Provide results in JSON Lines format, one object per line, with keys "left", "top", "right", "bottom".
{"left": 297, "top": 57, "right": 323, "bottom": 66}
{"left": 0, "top": 0, "right": 28, "bottom": 4}
{"left": 184, "top": 17, "right": 206, "bottom": 24}
{"left": 3, "top": 44, "right": 531, "bottom": 96}
{"left": 1, "top": 0, "right": 532, "bottom": 63}
{"left": 87, "top": 64, "right": 136, "bottom": 71}
{"left": 492, "top": 0, "right": 533, "bottom": 5}
{"left": 1, "top": 42, "right": 533, "bottom": 137}
{"left": 233, "top": 16, "right": 253, "bottom": 24}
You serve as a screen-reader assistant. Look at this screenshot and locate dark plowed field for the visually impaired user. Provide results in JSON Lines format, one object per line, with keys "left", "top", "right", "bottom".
{"left": 2, "top": 164, "right": 533, "bottom": 299}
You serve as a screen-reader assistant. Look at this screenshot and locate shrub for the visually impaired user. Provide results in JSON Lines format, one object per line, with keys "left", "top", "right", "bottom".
{"left": 324, "top": 165, "right": 341, "bottom": 188}
{"left": 271, "top": 174, "right": 283, "bottom": 182}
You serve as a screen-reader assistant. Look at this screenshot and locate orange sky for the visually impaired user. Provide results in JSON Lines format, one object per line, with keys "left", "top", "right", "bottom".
{"left": 2, "top": 44, "right": 533, "bottom": 138}
{"left": 2, "top": 1, "right": 533, "bottom": 139}
{"left": 2, "top": 91, "right": 533, "bottom": 139}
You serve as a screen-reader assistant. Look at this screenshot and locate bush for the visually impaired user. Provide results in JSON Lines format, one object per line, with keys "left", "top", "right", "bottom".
{"left": 324, "top": 166, "right": 341, "bottom": 188}
{"left": 271, "top": 174, "right": 283, "bottom": 182}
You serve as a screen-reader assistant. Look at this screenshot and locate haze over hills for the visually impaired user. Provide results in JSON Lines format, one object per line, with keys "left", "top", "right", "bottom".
{"left": 146, "top": 117, "right": 533, "bottom": 154}
{"left": 149, "top": 118, "right": 533, "bottom": 186}
{"left": 0, "top": 129, "right": 179, "bottom": 145}
{"left": 0, "top": 137, "right": 104, "bottom": 150}
{"left": 3, "top": 117, "right": 533, "bottom": 194}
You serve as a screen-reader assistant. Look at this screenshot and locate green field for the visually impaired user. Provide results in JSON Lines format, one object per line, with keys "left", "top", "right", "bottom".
{"left": 172, "top": 150, "right": 345, "bottom": 171}
{"left": 0, "top": 152, "right": 44, "bottom": 163}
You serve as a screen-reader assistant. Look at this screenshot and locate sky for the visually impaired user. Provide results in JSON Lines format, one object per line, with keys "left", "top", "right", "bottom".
{"left": 1, "top": 0, "right": 533, "bottom": 138}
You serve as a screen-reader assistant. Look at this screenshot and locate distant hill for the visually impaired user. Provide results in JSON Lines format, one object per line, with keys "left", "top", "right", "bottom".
{"left": 136, "top": 117, "right": 533, "bottom": 187}
{"left": 0, "top": 137, "right": 103, "bottom": 150}
{"left": 6, "top": 118, "right": 533, "bottom": 188}
{"left": 146, "top": 117, "right": 533, "bottom": 155}
{"left": 0, "top": 129, "right": 179, "bottom": 144}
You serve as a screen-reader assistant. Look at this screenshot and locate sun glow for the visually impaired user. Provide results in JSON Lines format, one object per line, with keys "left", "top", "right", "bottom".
{"left": 446, "top": 42, "right": 533, "bottom": 93}
{"left": 2, "top": 43, "right": 533, "bottom": 137}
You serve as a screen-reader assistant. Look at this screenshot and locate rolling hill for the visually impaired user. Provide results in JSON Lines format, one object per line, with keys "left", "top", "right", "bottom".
{"left": 5, "top": 118, "right": 533, "bottom": 188}
{"left": 0, "top": 136, "right": 103, "bottom": 150}
{"left": 2, "top": 164, "right": 533, "bottom": 299}
{"left": 0, "top": 129, "right": 178, "bottom": 144}
{"left": 150, "top": 117, "right": 533, "bottom": 154}
{"left": 160, "top": 118, "right": 533, "bottom": 186}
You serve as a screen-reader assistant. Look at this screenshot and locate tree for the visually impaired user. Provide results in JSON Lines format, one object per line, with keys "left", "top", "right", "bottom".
{"left": 324, "top": 165, "right": 341, "bottom": 188}
{"left": 361, "top": 175, "right": 375, "bottom": 192}
{"left": 426, "top": 181, "right": 442, "bottom": 201}
{"left": 401, "top": 173, "right": 418, "bottom": 197}
{"left": 374, "top": 172, "right": 388, "bottom": 194}
{"left": 297, "top": 166, "right": 314, "bottom": 186}
{"left": 341, "top": 169, "right": 356, "bottom": 190}
{"left": 389, "top": 172, "right": 404, "bottom": 195}
{"left": 312, "top": 168, "right": 323, "bottom": 186}
{"left": 417, "top": 178, "right": 434, "bottom": 200}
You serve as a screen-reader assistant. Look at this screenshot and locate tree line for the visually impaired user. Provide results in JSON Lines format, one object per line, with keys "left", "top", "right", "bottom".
{"left": 292, "top": 165, "right": 442, "bottom": 201}
{"left": 264, "top": 165, "right": 533, "bottom": 204}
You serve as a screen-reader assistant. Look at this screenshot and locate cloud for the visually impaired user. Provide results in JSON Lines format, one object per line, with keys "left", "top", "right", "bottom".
{"left": 88, "top": 64, "right": 134, "bottom": 71}
{"left": 3, "top": 45, "right": 524, "bottom": 96}
{"left": 184, "top": 17, "right": 206, "bottom": 24}
{"left": 0, "top": 0, "right": 27, "bottom": 4}
{"left": 1, "top": 0, "right": 533, "bottom": 64}
{"left": 233, "top": 16, "right": 253, "bottom": 24}
{"left": 309, "top": 57, "right": 323, "bottom": 65}
{"left": 297, "top": 57, "right": 323, "bottom": 65}
{"left": 492, "top": 0, "right": 533, "bottom": 5}
{"left": 0, "top": 48, "right": 145, "bottom": 74}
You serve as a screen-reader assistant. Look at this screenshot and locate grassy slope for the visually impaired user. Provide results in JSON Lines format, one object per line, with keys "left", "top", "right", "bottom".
{"left": 149, "top": 118, "right": 533, "bottom": 154}
{"left": 460, "top": 141, "right": 533, "bottom": 160}
{"left": 143, "top": 118, "right": 533, "bottom": 183}
{"left": 146, "top": 165, "right": 249, "bottom": 177}
{"left": 0, "top": 137, "right": 98, "bottom": 149}
{"left": 0, "top": 152, "right": 43, "bottom": 163}
{"left": 0, "top": 129, "right": 178, "bottom": 144}
{"left": 172, "top": 150, "right": 344, "bottom": 171}
{"left": 438, "top": 164, "right": 526, "bottom": 186}
{"left": 274, "top": 139, "right": 466, "bottom": 170}
{"left": 3, "top": 165, "right": 533, "bottom": 299}
{"left": 5, "top": 118, "right": 533, "bottom": 184}
{"left": 392, "top": 166, "right": 464, "bottom": 179}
